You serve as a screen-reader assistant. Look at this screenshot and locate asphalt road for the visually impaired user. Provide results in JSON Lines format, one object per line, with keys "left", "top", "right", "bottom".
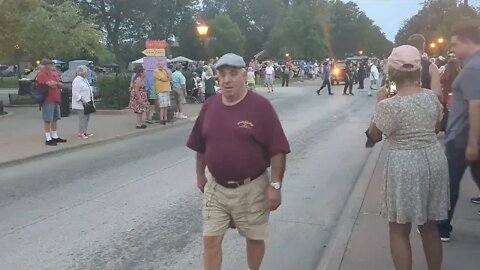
{"left": 0, "top": 82, "right": 378, "bottom": 270}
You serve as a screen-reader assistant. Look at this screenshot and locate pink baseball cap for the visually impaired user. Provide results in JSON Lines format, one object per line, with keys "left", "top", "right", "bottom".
{"left": 388, "top": 45, "right": 422, "bottom": 71}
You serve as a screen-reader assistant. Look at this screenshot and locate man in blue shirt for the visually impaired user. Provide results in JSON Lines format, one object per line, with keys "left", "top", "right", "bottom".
{"left": 172, "top": 64, "right": 188, "bottom": 119}
{"left": 316, "top": 61, "right": 332, "bottom": 95}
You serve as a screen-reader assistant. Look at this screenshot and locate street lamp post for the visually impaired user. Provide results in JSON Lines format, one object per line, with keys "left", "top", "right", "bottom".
{"left": 196, "top": 22, "right": 209, "bottom": 58}
{"left": 14, "top": 44, "right": 21, "bottom": 79}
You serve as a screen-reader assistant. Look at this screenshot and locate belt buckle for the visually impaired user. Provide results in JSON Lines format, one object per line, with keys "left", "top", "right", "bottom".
{"left": 227, "top": 181, "right": 241, "bottom": 188}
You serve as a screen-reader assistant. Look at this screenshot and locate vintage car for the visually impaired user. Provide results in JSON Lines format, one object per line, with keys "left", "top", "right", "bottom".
{"left": 331, "top": 60, "right": 346, "bottom": 85}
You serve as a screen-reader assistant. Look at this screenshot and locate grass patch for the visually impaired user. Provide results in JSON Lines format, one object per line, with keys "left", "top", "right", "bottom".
{"left": 0, "top": 77, "right": 18, "bottom": 89}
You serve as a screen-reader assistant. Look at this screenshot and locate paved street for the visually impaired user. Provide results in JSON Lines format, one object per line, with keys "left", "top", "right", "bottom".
{"left": 0, "top": 81, "right": 379, "bottom": 270}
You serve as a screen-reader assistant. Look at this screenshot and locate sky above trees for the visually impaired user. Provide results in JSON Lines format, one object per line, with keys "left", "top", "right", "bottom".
{"left": 352, "top": 0, "right": 480, "bottom": 41}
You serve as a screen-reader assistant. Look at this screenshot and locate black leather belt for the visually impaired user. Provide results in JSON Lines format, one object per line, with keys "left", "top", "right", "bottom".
{"left": 215, "top": 171, "right": 265, "bottom": 189}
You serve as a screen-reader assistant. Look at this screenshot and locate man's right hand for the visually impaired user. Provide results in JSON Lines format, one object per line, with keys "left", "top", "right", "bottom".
{"left": 197, "top": 175, "right": 208, "bottom": 193}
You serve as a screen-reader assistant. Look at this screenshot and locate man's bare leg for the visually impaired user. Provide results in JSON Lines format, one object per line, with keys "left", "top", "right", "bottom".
{"left": 44, "top": 122, "right": 51, "bottom": 133}
{"left": 51, "top": 121, "right": 57, "bottom": 132}
{"left": 160, "top": 108, "right": 167, "bottom": 122}
{"left": 204, "top": 235, "right": 224, "bottom": 270}
{"left": 246, "top": 239, "right": 265, "bottom": 270}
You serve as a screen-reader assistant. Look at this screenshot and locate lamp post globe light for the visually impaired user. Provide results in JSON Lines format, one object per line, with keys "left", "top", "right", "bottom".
{"left": 196, "top": 23, "right": 209, "bottom": 37}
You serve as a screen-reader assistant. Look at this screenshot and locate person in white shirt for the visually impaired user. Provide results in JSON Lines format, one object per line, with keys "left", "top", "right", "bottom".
{"left": 264, "top": 62, "right": 275, "bottom": 93}
{"left": 369, "top": 62, "right": 379, "bottom": 95}
{"left": 72, "top": 65, "right": 94, "bottom": 139}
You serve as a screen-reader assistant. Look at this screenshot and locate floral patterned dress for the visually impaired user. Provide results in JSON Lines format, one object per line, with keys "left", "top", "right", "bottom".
{"left": 373, "top": 89, "right": 450, "bottom": 225}
{"left": 129, "top": 77, "right": 150, "bottom": 113}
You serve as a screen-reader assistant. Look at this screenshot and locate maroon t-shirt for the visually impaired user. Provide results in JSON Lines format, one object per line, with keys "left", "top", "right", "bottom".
{"left": 187, "top": 91, "right": 290, "bottom": 183}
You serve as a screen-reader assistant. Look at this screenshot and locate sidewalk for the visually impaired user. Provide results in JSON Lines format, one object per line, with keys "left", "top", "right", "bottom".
{"left": 0, "top": 104, "right": 202, "bottom": 167}
{"left": 338, "top": 144, "right": 480, "bottom": 270}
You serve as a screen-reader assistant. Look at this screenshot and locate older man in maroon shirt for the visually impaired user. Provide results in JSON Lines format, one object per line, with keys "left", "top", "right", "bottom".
{"left": 187, "top": 53, "right": 290, "bottom": 270}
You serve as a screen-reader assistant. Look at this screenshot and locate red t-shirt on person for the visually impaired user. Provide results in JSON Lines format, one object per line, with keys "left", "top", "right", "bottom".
{"left": 36, "top": 70, "right": 61, "bottom": 104}
{"left": 186, "top": 91, "right": 290, "bottom": 184}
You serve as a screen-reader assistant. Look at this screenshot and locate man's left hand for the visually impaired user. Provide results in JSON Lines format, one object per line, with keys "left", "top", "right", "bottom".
{"left": 466, "top": 144, "right": 479, "bottom": 162}
{"left": 266, "top": 186, "right": 281, "bottom": 211}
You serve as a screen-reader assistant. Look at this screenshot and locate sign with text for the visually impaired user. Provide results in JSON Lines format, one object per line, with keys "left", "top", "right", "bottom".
{"left": 142, "top": 48, "right": 165, "bottom": 57}
{"left": 145, "top": 40, "right": 169, "bottom": 49}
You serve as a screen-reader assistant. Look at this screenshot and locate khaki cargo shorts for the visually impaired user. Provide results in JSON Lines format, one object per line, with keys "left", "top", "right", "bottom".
{"left": 203, "top": 172, "right": 270, "bottom": 240}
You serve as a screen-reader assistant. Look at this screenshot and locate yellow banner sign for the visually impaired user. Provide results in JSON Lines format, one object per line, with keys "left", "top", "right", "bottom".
{"left": 142, "top": 49, "right": 165, "bottom": 57}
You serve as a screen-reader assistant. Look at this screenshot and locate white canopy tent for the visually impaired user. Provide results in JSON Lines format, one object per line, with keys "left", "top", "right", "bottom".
{"left": 170, "top": 56, "right": 194, "bottom": 63}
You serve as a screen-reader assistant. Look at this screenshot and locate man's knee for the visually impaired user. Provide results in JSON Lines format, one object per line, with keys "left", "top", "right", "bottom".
{"left": 204, "top": 235, "right": 223, "bottom": 253}
{"left": 246, "top": 239, "right": 265, "bottom": 247}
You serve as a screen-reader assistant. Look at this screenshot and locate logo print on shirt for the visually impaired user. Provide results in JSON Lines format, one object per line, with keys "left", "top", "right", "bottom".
{"left": 237, "top": 120, "right": 254, "bottom": 129}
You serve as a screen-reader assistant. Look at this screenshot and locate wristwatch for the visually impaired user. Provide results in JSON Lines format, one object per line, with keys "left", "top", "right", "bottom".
{"left": 270, "top": 181, "right": 282, "bottom": 190}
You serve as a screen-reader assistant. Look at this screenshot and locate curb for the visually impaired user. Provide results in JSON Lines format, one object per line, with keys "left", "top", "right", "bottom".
{"left": 316, "top": 141, "right": 385, "bottom": 270}
{"left": 0, "top": 117, "right": 196, "bottom": 169}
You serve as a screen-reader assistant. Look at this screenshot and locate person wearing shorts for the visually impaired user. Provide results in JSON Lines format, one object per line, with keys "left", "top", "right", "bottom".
{"left": 264, "top": 62, "right": 275, "bottom": 93}
{"left": 37, "top": 59, "right": 67, "bottom": 146}
{"left": 172, "top": 64, "right": 188, "bottom": 119}
{"left": 153, "top": 60, "right": 172, "bottom": 125}
{"left": 247, "top": 66, "right": 256, "bottom": 91}
{"left": 187, "top": 53, "right": 290, "bottom": 270}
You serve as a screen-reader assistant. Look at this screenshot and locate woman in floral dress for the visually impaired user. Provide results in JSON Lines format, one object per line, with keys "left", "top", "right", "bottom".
{"left": 367, "top": 45, "right": 449, "bottom": 270}
{"left": 129, "top": 67, "right": 150, "bottom": 129}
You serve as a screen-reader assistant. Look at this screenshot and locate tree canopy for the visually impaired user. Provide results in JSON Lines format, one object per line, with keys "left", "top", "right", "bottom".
{"left": 395, "top": 0, "right": 480, "bottom": 55}
{"left": 19, "top": 2, "right": 107, "bottom": 61}
{"left": 209, "top": 14, "right": 246, "bottom": 57}
{"left": 265, "top": 0, "right": 393, "bottom": 59}
{"left": 0, "top": 0, "right": 396, "bottom": 68}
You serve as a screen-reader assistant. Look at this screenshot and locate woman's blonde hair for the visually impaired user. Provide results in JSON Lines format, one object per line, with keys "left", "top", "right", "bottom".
{"left": 76, "top": 65, "right": 89, "bottom": 77}
{"left": 205, "top": 67, "right": 213, "bottom": 77}
{"left": 388, "top": 66, "right": 422, "bottom": 86}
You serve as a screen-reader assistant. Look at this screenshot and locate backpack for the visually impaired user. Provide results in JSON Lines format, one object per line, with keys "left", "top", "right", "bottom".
{"left": 30, "top": 75, "right": 48, "bottom": 104}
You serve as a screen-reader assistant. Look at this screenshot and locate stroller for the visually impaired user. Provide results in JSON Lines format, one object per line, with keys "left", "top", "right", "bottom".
{"left": 186, "top": 73, "right": 203, "bottom": 104}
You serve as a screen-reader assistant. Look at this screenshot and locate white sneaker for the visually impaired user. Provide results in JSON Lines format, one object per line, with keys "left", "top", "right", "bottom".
{"left": 174, "top": 112, "right": 179, "bottom": 118}
{"left": 180, "top": 113, "right": 188, "bottom": 119}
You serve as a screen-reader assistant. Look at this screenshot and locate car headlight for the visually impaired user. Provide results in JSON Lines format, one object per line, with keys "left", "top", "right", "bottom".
{"left": 333, "top": 68, "right": 339, "bottom": 75}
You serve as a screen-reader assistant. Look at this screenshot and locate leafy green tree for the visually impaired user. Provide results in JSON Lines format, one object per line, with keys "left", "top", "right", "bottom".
{"left": 19, "top": 2, "right": 106, "bottom": 61}
{"left": 329, "top": 0, "right": 392, "bottom": 58}
{"left": 0, "top": 0, "right": 42, "bottom": 63}
{"left": 396, "top": 0, "right": 480, "bottom": 47}
{"left": 209, "top": 14, "right": 246, "bottom": 57}
{"left": 202, "top": 0, "right": 285, "bottom": 58}
{"left": 265, "top": 3, "right": 329, "bottom": 59}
